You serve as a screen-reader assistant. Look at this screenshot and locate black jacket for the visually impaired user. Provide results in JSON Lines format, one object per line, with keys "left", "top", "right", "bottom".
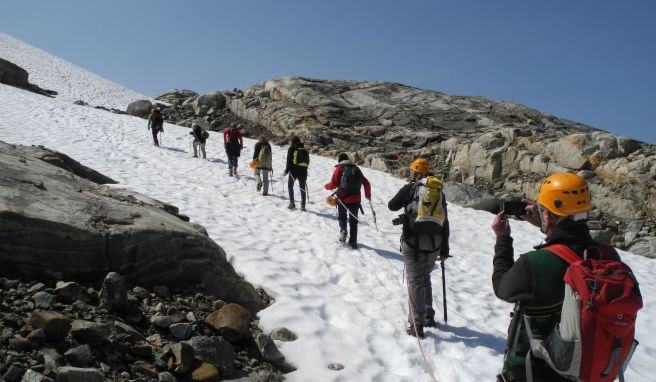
{"left": 388, "top": 182, "right": 450, "bottom": 257}
{"left": 285, "top": 142, "right": 308, "bottom": 176}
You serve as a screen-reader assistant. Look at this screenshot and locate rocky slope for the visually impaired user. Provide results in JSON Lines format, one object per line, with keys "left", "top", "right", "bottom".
{"left": 0, "top": 273, "right": 293, "bottom": 382}
{"left": 130, "top": 77, "right": 654, "bottom": 257}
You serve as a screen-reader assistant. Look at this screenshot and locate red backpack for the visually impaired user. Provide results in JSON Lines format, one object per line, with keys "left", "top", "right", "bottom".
{"left": 525, "top": 244, "right": 642, "bottom": 382}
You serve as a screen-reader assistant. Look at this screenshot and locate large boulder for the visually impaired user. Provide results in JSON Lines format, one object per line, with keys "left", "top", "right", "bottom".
{"left": 0, "top": 57, "right": 29, "bottom": 87}
{"left": 0, "top": 141, "right": 265, "bottom": 313}
{"left": 126, "top": 99, "right": 153, "bottom": 118}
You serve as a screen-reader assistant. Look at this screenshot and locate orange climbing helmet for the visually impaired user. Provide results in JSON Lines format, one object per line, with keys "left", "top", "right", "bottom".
{"left": 410, "top": 158, "right": 430, "bottom": 173}
{"left": 249, "top": 160, "right": 259, "bottom": 169}
{"left": 326, "top": 196, "right": 338, "bottom": 206}
{"left": 537, "top": 172, "right": 592, "bottom": 216}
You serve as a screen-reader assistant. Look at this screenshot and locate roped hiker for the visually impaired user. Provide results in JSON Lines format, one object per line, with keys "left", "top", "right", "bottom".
{"left": 252, "top": 135, "right": 273, "bottom": 196}
{"left": 388, "top": 158, "right": 450, "bottom": 339}
{"left": 324, "top": 153, "right": 372, "bottom": 249}
{"left": 284, "top": 135, "right": 309, "bottom": 211}
{"left": 190, "top": 123, "right": 209, "bottom": 159}
{"left": 147, "top": 107, "right": 164, "bottom": 147}
{"left": 223, "top": 124, "right": 243, "bottom": 176}
{"left": 491, "top": 172, "right": 642, "bottom": 382}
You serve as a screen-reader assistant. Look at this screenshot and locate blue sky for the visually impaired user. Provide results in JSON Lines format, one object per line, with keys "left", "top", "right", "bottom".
{"left": 2, "top": 0, "right": 655, "bottom": 143}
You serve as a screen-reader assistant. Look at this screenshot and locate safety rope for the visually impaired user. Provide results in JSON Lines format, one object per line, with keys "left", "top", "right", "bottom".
{"left": 405, "top": 266, "right": 440, "bottom": 382}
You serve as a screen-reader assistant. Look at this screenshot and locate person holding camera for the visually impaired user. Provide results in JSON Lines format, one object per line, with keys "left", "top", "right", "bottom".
{"left": 491, "top": 173, "right": 626, "bottom": 382}
{"left": 388, "top": 158, "right": 450, "bottom": 338}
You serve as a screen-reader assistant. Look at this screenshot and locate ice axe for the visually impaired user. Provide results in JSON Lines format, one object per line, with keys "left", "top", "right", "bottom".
{"left": 441, "top": 255, "right": 452, "bottom": 323}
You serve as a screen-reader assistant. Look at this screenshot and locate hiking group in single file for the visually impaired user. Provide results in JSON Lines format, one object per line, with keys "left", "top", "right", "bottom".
{"left": 147, "top": 114, "right": 643, "bottom": 382}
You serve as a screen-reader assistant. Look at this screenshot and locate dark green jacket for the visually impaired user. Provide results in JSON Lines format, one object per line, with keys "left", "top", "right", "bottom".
{"left": 492, "top": 221, "right": 620, "bottom": 380}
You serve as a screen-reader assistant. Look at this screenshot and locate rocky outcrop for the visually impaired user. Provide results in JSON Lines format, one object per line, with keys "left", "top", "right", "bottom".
{"left": 0, "top": 140, "right": 265, "bottom": 312}
{"left": 0, "top": 275, "right": 290, "bottom": 382}
{"left": 0, "top": 57, "right": 29, "bottom": 87}
{"left": 146, "top": 77, "right": 655, "bottom": 255}
{"left": 0, "top": 58, "right": 57, "bottom": 97}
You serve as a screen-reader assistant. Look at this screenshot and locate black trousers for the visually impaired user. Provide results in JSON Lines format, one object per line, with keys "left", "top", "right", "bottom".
{"left": 338, "top": 202, "right": 360, "bottom": 245}
{"left": 151, "top": 128, "right": 160, "bottom": 145}
{"left": 288, "top": 172, "right": 307, "bottom": 206}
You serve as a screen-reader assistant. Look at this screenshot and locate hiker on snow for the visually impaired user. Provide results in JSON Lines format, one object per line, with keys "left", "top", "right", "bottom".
{"left": 223, "top": 124, "right": 243, "bottom": 176}
{"left": 252, "top": 135, "right": 273, "bottom": 196}
{"left": 284, "top": 135, "right": 309, "bottom": 211}
{"left": 324, "top": 153, "right": 371, "bottom": 249}
{"left": 147, "top": 108, "right": 164, "bottom": 147}
{"left": 388, "top": 158, "right": 450, "bottom": 338}
{"left": 491, "top": 172, "right": 641, "bottom": 382}
{"left": 190, "top": 123, "right": 209, "bottom": 159}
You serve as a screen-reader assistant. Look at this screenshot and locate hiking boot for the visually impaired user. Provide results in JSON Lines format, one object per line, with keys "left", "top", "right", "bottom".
{"left": 425, "top": 316, "right": 438, "bottom": 328}
{"left": 192, "top": 155, "right": 198, "bottom": 158}
{"left": 228, "top": 168, "right": 234, "bottom": 176}
{"left": 406, "top": 324, "right": 425, "bottom": 338}
{"left": 339, "top": 230, "right": 347, "bottom": 243}
{"left": 300, "top": 204, "right": 306, "bottom": 212}
{"left": 287, "top": 203, "right": 296, "bottom": 210}
{"left": 349, "top": 243, "right": 358, "bottom": 250}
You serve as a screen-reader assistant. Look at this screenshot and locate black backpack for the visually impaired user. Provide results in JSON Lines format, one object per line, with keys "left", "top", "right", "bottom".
{"left": 339, "top": 164, "right": 362, "bottom": 195}
{"left": 293, "top": 147, "right": 310, "bottom": 167}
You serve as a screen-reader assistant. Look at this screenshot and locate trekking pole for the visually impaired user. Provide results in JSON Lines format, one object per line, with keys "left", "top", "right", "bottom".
{"left": 269, "top": 169, "right": 274, "bottom": 194}
{"left": 368, "top": 199, "right": 379, "bottom": 231}
{"left": 441, "top": 259, "right": 448, "bottom": 323}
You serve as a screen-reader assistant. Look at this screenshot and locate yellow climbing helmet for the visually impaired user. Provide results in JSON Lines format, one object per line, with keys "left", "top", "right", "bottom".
{"left": 410, "top": 158, "right": 430, "bottom": 173}
{"left": 538, "top": 172, "right": 592, "bottom": 216}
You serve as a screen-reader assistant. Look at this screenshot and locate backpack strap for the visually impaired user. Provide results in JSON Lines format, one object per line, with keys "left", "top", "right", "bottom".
{"left": 544, "top": 243, "right": 581, "bottom": 265}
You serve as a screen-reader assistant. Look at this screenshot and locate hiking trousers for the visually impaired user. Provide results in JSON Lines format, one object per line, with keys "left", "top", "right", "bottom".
{"left": 193, "top": 141, "right": 206, "bottom": 159}
{"left": 402, "top": 241, "right": 439, "bottom": 326}
{"left": 151, "top": 128, "right": 160, "bottom": 145}
{"left": 338, "top": 202, "right": 360, "bottom": 245}
{"left": 288, "top": 172, "right": 307, "bottom": 207}
{"left": 254, "top": 168, "right": 270, "bottom": 195}
{"left": 227, "top": 155, "right": 239, "bottom": 170}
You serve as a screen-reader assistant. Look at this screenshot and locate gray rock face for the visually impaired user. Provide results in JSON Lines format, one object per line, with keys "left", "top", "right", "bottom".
{"left": 269, "top": 327, "right": 297, "bottom": 342}
{"left": 0, "top": 57, "right": 29, "bottom": 87}
{"left": 126, "top": 100, "right": 153, "bottom": 118}
{"left": 184, "top": 336, "right": 235, "bottom": 376}
{"left": 64, "top": 344, "right": 93, "bottom": 366}
{"left": 255, "top": 333, "right": 284, "bottom": 364}
{"left": 0, "top": 141, "right": 265, "bottom": 312}
{"left": 21, "top": 369, "right": 54, "bottom": 382}
{"left": 99, "top": 272, "right": 127, "bottom": 312}
{"left": 221, "top": 76, "right": 656, "bottom": 254}
{"left": 56, "top": 367, "right": 104, "bottom": 382}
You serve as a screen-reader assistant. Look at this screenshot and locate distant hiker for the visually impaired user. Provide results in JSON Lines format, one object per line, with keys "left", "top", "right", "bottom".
{"left": 223, "top": 124, "right": 243, "bottom": 176}
{"left": 252, "top": 135, "right": 273, "bottom": 195}
{"left": 147, "top": 108, "right": 164, "bottom": 147}
{"left": 284, "top": 135, "right": 309, "bottom": 210}
{"left": 190, "top": 123, "right": 209, "bottom": 159}
{"left": 388, "top": 158, "right": 450, "bottom": 338}
{"left": 491, "top": 173, "right": 641, "bottom": 382}
{"left": 324, "top": 153, "right": 371, "bottom": 249}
